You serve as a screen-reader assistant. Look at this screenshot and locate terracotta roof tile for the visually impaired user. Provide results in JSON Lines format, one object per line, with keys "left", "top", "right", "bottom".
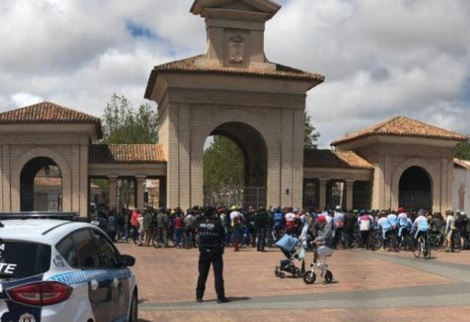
{"left": 304, "top": 149, "right": 373, "bottom": 169}
{"left": 0, "top": 101, "right": 103, "bottom": 138}
{"left": 89, "top": 144, "right": 166, "bottom": 164}
{"left": 454, "top": 158, "right": 470, "bottom": 170}
{"left": 34, "top": 177, "right": 62, "bottom": 187}
{"left": 332, "top": 116, "right": 466, "bottom": 146}
{"left": 145, "top": 55, "right": 324, "bottom": 98}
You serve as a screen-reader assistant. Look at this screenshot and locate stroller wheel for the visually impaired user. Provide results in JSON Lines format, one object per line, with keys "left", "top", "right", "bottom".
{"left": 324, "top": 270, "right": 333, "bottom": 283}
{"left": 274, "top": 269, "right": 280, "bottom": 278}
{"left": 280, "top": 272, "right": 286, "bottom": 279}
{"left": 303, "top": 271, "right": 316, "bottom": 284}
{"left": 293, "top": 267, "right": 300, "bottom": 277}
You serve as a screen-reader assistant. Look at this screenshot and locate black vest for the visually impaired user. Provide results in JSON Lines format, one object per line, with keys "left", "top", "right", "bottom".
{"left": 198, "top": 217, "right": 223, "bottom": 252}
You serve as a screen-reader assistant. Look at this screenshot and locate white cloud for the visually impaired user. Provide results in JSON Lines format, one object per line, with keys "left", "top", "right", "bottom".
{"left": 10, "top": 92, "right": 44, "bottom": 108}
{"left": 0, "top": 0, "right": 469, "bottom": 148}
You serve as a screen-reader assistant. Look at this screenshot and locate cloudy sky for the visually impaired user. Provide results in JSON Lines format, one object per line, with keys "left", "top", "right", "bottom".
{"left": 1, "top": 0, "right": 469, "bottom": 148}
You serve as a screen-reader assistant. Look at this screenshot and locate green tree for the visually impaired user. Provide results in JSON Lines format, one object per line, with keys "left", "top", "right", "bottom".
{"left": 203, "top": 136, "right": 244, "bottom": 206}
{"left": 455, "top": 138, "right": 470, "bottom": 160}
{"left": 304, "top": 112, "right": 320, "bottom": 149}
{"left": 101, "top": 93, "right": 158, "bottom": 144}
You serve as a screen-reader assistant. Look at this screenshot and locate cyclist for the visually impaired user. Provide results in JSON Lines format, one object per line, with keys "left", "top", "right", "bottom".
{"left": 444, "top": 210, "right": 456, "bottom": 252}
{"left": 455, "top": 211, "right": 468, "bottom": 250}
{"left": 387, "top": 210, "right": 399, "bottom": 234}
{"left": 411, "top": 209, "right": 429, "bottom": 244}
{"left": 358, "top": 210, "right": 372, "bottom": 249}
{"left": 397, "top": 208, "right": 410, "bottom": 246}
{"left": 333, "top": 206, "right": 345, "bottom": 249}
{"left": 377, "top": 211, "right": 392, "bottom": 251}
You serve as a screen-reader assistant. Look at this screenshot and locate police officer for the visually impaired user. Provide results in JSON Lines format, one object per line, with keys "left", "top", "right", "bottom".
{"left": 195, "top": 206, "right": 229, "bottom": 303}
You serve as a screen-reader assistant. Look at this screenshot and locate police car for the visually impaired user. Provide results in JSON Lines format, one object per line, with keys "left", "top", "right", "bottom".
{"left": 0, "top": 212, "right": 138, "bottom": 322}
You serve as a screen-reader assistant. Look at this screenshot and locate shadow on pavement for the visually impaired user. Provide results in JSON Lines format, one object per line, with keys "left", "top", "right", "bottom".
{"left": 228, "top": 296, "right": 251, "bottom": 302}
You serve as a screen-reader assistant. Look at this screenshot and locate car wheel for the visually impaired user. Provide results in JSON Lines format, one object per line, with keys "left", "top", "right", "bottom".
{"left": 128, "top": 291, "right": 138, "bottom": 322}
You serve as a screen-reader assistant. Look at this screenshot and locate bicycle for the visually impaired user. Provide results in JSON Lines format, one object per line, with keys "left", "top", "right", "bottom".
{"left": 388, "top": 230, "right": 400, "bottom": 252}
{"left": 428, "top": 231, "right": 444, "bottom": 250}
{"left": 413, "top": 234, "right": 431, "bottom": 259}
{"left": 399, "top": 232, "right": 413, "bottom": 251}
{"left": 368, "top": 229, "right": 383, "bottom": 251}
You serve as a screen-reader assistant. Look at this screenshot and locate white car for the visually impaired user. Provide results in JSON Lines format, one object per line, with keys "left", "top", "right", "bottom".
{"left": 0, "top": 212, "right": 138, "bottom": 322}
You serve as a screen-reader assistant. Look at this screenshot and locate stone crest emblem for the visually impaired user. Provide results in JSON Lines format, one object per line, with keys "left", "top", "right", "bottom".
{"left": 229, "top": 35, "right": 244, "bottom": 64}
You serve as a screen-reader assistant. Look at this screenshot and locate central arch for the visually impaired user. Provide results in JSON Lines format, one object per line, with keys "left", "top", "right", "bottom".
{"left": 204, "top": 122, "right": 267, "bottom": 207}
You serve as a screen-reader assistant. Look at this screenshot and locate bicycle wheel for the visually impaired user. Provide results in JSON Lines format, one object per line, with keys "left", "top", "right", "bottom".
{"left": 424, "top": 241, "right": 432, "bottom": 259}
{"left": 413, "top": 239, "right": 421, "bottom": 258}
{"left": 428, "top": 234, "right": 436, "bottom": 250}
{"left": 375, "top": 233, "right": 383, "bottom": 250}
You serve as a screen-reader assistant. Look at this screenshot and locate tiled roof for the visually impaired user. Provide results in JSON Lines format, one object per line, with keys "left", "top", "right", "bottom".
{"left": 331, "top": 116, "right": 466, "bottom": 146}
{"left": 0, "top": 101, "right": 103, "bottom": 138}
{"left": 304, "top": 149, "right": 373, "bottom": 169}
{"left": 145, "top": 55, "right": 324, "bottom": 98}
{"left": 89, "top": 144, "right": 166, "bottom": 164}
{"left": 454, "top": 158, "right": 470, "bottom": 170}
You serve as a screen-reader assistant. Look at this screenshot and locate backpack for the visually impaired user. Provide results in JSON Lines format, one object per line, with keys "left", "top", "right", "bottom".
{"left": 359, "top": 218, "right": 370, "bottom": 231}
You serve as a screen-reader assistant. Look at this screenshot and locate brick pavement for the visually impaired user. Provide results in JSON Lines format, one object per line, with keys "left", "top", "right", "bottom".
{"left": 116, "top": 243, "right": 470, "bottom": 322}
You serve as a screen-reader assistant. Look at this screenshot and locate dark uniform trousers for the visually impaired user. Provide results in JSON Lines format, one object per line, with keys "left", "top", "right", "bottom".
{"left": 196, "top": 250, "right": 225, "bottom": 299}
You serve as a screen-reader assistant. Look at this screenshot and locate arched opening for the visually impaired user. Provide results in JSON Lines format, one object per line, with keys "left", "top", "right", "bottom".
{"left": 203, "top": 122, "right": 267, "bottom": 208}
{"left": 399, "top": 166, "right": 432, "bottom": 211}
{"left": 20, "top": 157, "right": 62, "bottom": 211}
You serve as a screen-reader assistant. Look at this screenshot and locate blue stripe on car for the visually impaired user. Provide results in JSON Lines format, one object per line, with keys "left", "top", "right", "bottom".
{"left": 48, "top": 269, "right": 132, "bottom": 285}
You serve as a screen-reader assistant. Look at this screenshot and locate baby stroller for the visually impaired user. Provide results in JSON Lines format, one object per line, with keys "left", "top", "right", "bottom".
{"left": 303, "top": 245, "right": 334, "bottom": 284}
{"left": 274, "top": 234, "right": 306, "bottom": 279}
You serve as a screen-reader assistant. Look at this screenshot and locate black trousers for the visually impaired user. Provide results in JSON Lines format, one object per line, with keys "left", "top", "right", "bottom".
{"left": 196, "top": 251, "right": 225, "bottom": 299}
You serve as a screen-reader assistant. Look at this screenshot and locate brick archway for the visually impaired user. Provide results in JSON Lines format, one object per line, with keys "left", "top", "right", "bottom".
{"left": 12, "top": 147, "right": 72, "bottom": 211}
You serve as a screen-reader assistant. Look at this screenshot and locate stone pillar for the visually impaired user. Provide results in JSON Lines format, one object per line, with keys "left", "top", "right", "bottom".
{"left": 159, "top": 177, "right": 167, "bottom": 208}
{"left": 0, "top": 145, "right": 10, "bottom": 212}
{"left": 136, "top": 176, "right": 146, "bottom": 210}
{"left": 79, "top": 145, "right": 89, "bottom": 217}
{"left": 345, "top": 180, "right": 355, "bottom": 211}
{"left": 108, "top": 176, "right": 118, "bottom": 211}
{"left": 319, "top": 178, "right": 329, "bottom": 209}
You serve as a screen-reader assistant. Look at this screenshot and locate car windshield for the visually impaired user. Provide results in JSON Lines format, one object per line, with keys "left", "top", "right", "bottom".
{"left": 0, "top": 240, "right": 51, "bottom": 281}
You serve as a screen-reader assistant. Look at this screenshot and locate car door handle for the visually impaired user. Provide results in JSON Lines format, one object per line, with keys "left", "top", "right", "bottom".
{"left": 112, "top": 278, "right": 119, "bottom": 288}
{"left": 90, "top": 279, "right": 99, "bottom": 291}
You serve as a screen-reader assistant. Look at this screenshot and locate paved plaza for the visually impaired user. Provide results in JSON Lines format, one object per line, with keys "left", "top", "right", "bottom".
{"left": 116, "top": 243, "right": 470, "bottom": 322}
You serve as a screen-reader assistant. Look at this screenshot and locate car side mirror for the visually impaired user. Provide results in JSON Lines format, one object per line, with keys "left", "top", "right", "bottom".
{"left": 121, "top": 254, "right": 135, "bottom": 267}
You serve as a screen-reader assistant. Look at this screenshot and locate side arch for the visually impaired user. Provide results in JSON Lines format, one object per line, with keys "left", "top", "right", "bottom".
{"left": 11, "top": 147, "right": 72, "bottom": 212}
{"left": 390, "top": 157, "right": 437, "bottom": 211}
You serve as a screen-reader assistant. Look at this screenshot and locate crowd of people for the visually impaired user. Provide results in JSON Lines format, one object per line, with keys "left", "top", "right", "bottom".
{"left": 91, "top": 204, "right": 470, "bottom": 254}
